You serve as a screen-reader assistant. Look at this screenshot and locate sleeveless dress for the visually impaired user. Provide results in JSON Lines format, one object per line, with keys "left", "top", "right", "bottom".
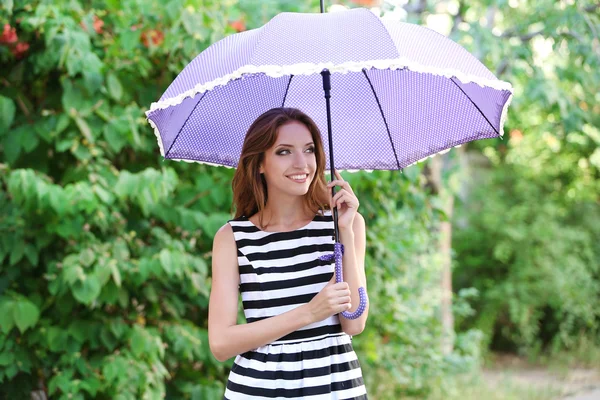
{"left": 224, "top": 209, "right": 368, "bottom": 400}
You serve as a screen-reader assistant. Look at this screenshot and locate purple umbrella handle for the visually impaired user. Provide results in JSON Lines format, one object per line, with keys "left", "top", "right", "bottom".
{"left": 319, "top": 242, "right": 367, "bottom": 320}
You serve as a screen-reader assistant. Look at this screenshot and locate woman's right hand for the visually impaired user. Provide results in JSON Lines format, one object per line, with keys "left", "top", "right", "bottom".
{"left": 306, "top": 274, "right": 352, "bottom": 323}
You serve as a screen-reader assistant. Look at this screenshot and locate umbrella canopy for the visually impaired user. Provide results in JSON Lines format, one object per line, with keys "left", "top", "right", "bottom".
{"left": 146, "top": 7, "right": 514, "bottom": 319}
{"left": 146, "top": 7, "right": 512, "bottom": 171}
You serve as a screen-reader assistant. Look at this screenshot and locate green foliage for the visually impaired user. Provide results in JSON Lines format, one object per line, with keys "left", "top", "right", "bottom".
{"left": 0, "top": 0, "right": 237, "bottom": 398}
{"left": 451, "top": 0, "right": 600, "bottom": 356}
{"left": 346, "top": 169, "right": 482, "bottom": 397}
{"left": 0, "top": 0, "right": 478, "bottom": 397}
{"left": 453, "top": 160, "right": 600, "bottom": 354}
{"left": 3, "top": 0, "right": 596, "bottom": 398}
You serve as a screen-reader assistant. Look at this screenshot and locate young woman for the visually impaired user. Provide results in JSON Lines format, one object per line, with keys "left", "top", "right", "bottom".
{"left": 208, "top": 107, "right": 369, "bottom": 399}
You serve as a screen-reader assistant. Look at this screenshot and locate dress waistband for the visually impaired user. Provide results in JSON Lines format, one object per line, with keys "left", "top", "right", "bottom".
{"left": 270, "top": 332, "right": 348, "bottom": 346}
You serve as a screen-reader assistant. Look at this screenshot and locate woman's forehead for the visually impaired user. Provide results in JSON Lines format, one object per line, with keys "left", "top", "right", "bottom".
{"left": 275, "top": 122, "right": 313, "bottom": 145}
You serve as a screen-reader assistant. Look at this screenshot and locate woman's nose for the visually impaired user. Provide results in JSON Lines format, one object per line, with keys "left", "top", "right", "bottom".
{"left": 293, "top": 152, "right": 307, "bottom": 168}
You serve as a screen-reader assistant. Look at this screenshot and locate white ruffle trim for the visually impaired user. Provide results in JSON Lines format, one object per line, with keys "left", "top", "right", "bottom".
{"left": 147, "top": 58, "right": 513, "bottom": 169}
{"left": 147, "top": 117, "right": 166, "bottom": 157}
{"left": 146, "top": 57, "right": 513, "bottom": 113}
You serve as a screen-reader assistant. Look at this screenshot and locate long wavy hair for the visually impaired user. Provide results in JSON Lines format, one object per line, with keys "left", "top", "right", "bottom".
{"left": 232, "top": 108, "right": 330, "bottom": 228}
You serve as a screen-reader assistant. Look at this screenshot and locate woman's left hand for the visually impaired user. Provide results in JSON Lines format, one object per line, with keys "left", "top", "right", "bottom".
{"left": 327, "top": 169, "right": 359, "bottom": 232}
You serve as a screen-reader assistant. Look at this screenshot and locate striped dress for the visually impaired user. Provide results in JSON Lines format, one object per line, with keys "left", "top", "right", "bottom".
{"left": 224, "top": 209, "right": 368, "bottom": 399}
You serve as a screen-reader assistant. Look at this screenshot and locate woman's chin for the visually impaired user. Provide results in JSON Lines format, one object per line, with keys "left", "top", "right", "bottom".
{"left": 281, "top": 182, "right": 311, "bottom": 196}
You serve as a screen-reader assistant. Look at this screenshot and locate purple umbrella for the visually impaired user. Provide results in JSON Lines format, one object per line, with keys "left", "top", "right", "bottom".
{"left": 146, "top": 7, "right": 513, "bottom": 319}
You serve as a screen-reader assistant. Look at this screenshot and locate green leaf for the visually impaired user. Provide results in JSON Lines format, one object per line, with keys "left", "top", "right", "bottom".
{"left": 113, "top": 240, "right": 130, "bottom": 261}
{"left": 83, "top": 69, "right": 103, "bottom": 94}
{"left": 13, "top": 299, "right": 40, "bottom": 333}
{"left": 48, "top": 186, "right": 68, "bottom": 216}
{"left": 2, "top": 129, "right": 21, "bottom": 164}
{"left": 68, "top": 320, "right": 90, "bottom": 343}
{"left": 1, "top": 0, "right": 14, "bottom": 16}
{"left": 0, "top": 351, "right": 15, "bottom": 366}
{"left": 71, "top": 275, "right": 101, "bottom": 305}
{"left": 106, "top": 72, "right": 123, "bottom": 101}
{"left": 102, "top": 356, "right": 128, "bottom": 383}
{"left": 74, "top": 115, "right": 94, "bottom": 143}
{"left": 24, "top": 243, "right": 39, "bottom": 266}
{"left": 93, "top": 185, "right": 114, "bottom": 204}
{"left": 129, "top": 327, "right": 146, "bottom": 357}
{"left": 5, "top": 363, "right": 17, "bottom": 379}
{"left": 200, "top": 212, "right": 230, "bottom": 238}
{"left": 0, "top": 299, "right": 15, "bottom": 334}
{"left": 71, "top": 142, "right": 92, "bottom": 160}
{"left": 109, "top": 319, "right": 127, "bottom": 339}
{"left": 142, "top": 285, "right": 158, "bottom": 302}
{"left": 47, "top": 326, "right": 67, "bottom": 352}
{"left": 159, "top": 249, "right": 173, "bottom": 275}
{"left": 0, "top": 95, "right": 16, "bottom": 133}
{"left": 79, "top": 248, "right": 96, "bottom": 267}
{"left": 99, "top": 327, "right": 118, "bottom": 351}
{"left": 20, "top": 128, "right": 39, "bottom": 153}
{"left": 54, "top": 114, "right": 71, "bottom": 135}
{"left": 61, "top": 79, "right": 86, "bottom": 113}
{"left": 110, "top": 261, "right": 122, "bottom": 287}
{"left": 114, "top": 171, "right": 137, "bottom": 199}
{"left": 181, "top": 9, "right": 204, "bottom": 35}
{"left": 103, "top": 122, "right": 128, "bottom": 153}
{"left": 9, "top": 240, "right": 25, "bottom": 266}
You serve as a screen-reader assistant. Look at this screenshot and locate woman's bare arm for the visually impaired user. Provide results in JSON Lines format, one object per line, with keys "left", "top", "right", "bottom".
{"left": 338, "top": 212, "right": 369, "bottom": 336}
{"left": 208, "top": 223, "right": 315, "bottom": 362}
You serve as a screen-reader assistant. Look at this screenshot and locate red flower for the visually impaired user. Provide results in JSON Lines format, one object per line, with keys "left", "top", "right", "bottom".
{"left": 350, "top": 0, "right": 379, "bottom": 6}
{"left": 229, "top": 19, "right": 246, "bottom": 32}
{"left": 1, "top": 24, "right": 18, "bottom": 44}
{"left": 93, "top": 15, "right": 104, "bottom": 34}
{"left": 141, "top": 29, "right": 164, "bottom": 47}
{"left": 11, "top": 41, "right": 30, "bottom": 59}
{"left": 80, "top": 15, "right": 104, "bottom": 34}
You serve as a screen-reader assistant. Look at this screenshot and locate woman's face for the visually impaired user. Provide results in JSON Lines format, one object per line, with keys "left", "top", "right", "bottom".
{"left": 260, "top": 121, "right": 318, "bottom": 198}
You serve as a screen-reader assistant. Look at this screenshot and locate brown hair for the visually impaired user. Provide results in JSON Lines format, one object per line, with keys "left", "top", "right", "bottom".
{"left": 232, "top": 108, "right": 330, "bottom": 228}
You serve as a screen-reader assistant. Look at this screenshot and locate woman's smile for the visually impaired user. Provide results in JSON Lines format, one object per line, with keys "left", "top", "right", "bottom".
{"left": 287, "top": 173, "right": 309, "bottom": 183}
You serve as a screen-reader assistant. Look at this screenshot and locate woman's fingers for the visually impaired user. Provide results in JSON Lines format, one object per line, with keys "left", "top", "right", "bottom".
{"left": 332, "top": 190, "right": 357, "bottom": 209}
{"left": 327, "top": 179, "right": 353, "bottom": 192}
{"left": 331, "top": 188, "right": 347, "bottom": 203}
{"left": 327, "top": 170, "right": 355, "bottom": 194}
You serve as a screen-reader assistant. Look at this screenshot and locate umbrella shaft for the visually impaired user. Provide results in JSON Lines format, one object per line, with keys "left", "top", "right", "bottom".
{"left": 321, "top": 69, "right": 340, "bottom": 243}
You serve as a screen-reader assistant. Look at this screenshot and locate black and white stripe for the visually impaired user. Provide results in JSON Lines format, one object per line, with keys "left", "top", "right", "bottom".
{"left": 223, "top": 209, "right": 368, "bottom": 399}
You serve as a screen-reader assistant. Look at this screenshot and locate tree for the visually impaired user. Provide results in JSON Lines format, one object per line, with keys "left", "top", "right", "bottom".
{"left": 1, "top": 1, "right": 238, "bottom": 398}
{"left": 446, "top": 0, "right": 600, "bottom": 354}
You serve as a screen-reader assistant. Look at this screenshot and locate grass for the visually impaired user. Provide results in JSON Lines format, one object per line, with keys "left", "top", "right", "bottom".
{"left": 424, "top": 372, "right": 562, "bottom": 400}
{"left": 366, "top": 369, "right": 563, "bottom": 400}
{"left": 365, "top": 340, "right": 600, "bottom": 400}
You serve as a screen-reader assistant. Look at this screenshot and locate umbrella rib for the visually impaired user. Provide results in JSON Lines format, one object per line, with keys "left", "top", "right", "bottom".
{"left": 281, "top": 75, "right": 294, "bottom": 107}
{"left": 449, "top": 77, "right": 500, "bottom": 136}
{"left": 164, "top": 92, "right": 207, "bottom": 158}
{"left": 361, "top": 69, "right": 401, "bottom": 169}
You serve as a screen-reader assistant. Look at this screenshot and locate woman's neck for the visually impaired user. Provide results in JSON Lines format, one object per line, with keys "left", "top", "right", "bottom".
{"left": 256, "top": 195, "right": 314, "bottom": 229}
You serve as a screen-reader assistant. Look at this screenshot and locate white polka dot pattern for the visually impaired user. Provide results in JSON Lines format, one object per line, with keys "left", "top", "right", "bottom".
{"left": 146, "top": 7, "right": 513, "bottom": 171}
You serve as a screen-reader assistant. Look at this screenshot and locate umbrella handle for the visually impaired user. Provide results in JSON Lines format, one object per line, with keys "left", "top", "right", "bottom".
{"left": 320, "top": 242, "right": 367, "bottom": 320}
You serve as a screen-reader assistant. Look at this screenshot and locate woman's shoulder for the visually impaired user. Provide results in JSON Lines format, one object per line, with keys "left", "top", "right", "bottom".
{"left": 215, "top": 214, "right": 247, "bottom": 238}
{"left": 213, "top": 223, "right": 236, "bottom": 252}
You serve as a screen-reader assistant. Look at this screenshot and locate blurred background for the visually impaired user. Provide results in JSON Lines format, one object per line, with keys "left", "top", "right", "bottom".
{"left": 0, "top": 0, "right": 599, "bottom": 399}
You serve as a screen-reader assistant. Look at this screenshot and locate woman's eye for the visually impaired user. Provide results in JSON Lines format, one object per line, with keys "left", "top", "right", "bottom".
{"left": 276, "top": 147, "right": 314, "bottom": 155}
